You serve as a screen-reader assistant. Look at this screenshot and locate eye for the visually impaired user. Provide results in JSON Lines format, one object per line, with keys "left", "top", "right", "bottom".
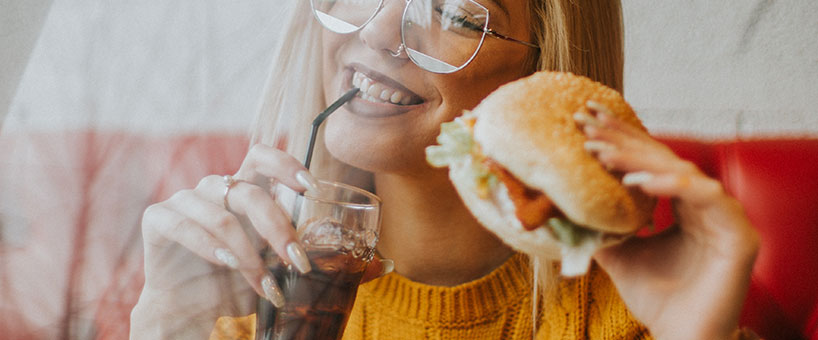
{"left": 435, "top": 4, "right": 486, "bottom": 36}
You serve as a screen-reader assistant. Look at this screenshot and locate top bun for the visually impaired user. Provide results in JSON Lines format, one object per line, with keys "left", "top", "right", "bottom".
{"left": 473, "top": 71, "right": 654, "bottom": 234}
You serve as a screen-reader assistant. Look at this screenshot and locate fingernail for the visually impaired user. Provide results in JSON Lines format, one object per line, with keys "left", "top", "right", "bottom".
{"left": 214, "top": 248, "right": 239, "bottom": 269}
{"left": 296, "top": 170, "right": 320, "bottom": 194}
{"left": 379, "top": 259, "right": 394, "bottom": 277}
{"left": 286, "top": 242, "right": 312, "bottom": 274}
{"left": 623, "top": 171, "right": 654, "bottom": 186}
{"left": 583, "top": 140, "right": 616, "bottom": 153}
{"left": 261, "top": 275, "right": 285, "bottom": 308}
{"left": 573, "top": 112, "right": 601, "bottom": 127}
{"left": 586, "top": 100, "right": 614, "bottom": 116}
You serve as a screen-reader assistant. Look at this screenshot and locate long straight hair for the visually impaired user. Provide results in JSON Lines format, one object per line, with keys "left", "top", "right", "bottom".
{"left": 526, "top": 0, "right": 624, "bottom": 323}
{"left": 250, "top": 0, "right": 625, "bottom": 308}
{"left": 530, "top": 0, "right": 624, "bottom": 92}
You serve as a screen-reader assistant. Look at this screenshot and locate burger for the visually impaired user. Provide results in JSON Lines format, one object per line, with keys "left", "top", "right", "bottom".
{"left": 425, "top": 71, "right": 655, "bottom": 276}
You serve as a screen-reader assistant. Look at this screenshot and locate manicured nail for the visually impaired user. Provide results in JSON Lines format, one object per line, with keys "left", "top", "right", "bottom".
{"left": 586, "top": 100, "right": 614, "bottom": 116}
{"left": 261, "top": 275, "right": 285, "bottom": 308}
{"left": 623, "top": 171, "right": 654, "bottom": 186}
{"left": 286, "top": 242, "right": 312, "bottom": 274}
{"left": 583, "top": 140, "right": 616, "bottom": 153}
{"left": 296, "top": 170, "right": 320, "bottom": 193}
{"left": 379, "top": 259, "right": 394, "bottom": 277}
{"left": 214, "top": 248, "right": 239, "bottom": 269}
{"left": 573, "top": 112, "right": 601, "bottom": 127}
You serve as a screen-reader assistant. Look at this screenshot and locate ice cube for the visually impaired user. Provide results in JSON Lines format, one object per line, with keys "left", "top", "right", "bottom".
{"left": 298, "top": 217, "right": 360, "bottom": 252}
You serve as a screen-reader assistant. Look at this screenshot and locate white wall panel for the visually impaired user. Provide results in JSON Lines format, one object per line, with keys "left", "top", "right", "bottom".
{"left": 623, "top": 0, "right": 818, "bottom": 139}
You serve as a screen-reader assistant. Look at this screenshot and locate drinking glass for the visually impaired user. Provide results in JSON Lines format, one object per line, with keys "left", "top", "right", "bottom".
{"left": 255, "top": 180, "right": 381, "bottom": 340}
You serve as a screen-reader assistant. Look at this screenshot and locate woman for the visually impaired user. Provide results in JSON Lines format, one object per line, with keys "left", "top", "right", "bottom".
{"left": 131, "top": 0, "right": 760, "bottom": 339}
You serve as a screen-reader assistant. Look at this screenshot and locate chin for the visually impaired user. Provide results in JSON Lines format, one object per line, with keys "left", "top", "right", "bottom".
{"left": 324, "top": 118, "right": 428, "bottom": 175}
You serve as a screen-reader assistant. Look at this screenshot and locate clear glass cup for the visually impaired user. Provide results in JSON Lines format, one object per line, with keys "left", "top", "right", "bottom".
{"left": 255, "top": 180, "right": 381, "bottom": 340}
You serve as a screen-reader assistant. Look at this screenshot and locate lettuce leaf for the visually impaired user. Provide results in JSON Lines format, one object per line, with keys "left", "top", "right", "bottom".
{"left": 425, "top": 115, "right": 475, "bottom": 167}
{"left": 547, "top": 217, "right": 599, "bottom": 247}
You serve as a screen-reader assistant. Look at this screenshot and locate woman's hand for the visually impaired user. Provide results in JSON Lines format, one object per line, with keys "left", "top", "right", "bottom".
{"left": 576, "top": 102, "right": 760, "bottom": 340}
{"left": 130, "top": 143, "right": 390, "bottom": 339}
{"left": 131, "top": 144, "right": 316, "bottom": 338}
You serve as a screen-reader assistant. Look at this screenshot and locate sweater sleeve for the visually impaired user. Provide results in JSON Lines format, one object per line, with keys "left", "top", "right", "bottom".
{"left": 536, "top": 263, "right": 653, "bottom": 340}
{"left": 209, "top": 314, "right": 256, "bottom": 340}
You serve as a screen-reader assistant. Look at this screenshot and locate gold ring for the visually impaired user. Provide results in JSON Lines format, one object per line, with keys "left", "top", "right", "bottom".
{"left": 223, "top": 175, "right": 238, "bottom": 210}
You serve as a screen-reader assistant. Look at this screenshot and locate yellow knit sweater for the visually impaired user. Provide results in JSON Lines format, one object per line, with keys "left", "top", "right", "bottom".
{"left": 211, "top": 253, "right": 652, "bottom": 339}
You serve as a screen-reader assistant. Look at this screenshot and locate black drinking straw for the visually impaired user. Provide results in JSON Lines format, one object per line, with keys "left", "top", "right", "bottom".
{"left": 303, "top": 87, "right": 360, "bottom": 169}
{"left": 290, "top": 88, "right": 360, "bottom": 229}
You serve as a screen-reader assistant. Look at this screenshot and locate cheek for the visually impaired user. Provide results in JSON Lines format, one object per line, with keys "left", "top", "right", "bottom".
{"left": 431, "top": 47, "right": 533, "bottom": 119}
{"left": 322, "top": 33, "right": 340, "bottom": 101}
{"left": 322, "top": 31, "right": 358, "bottom": 101}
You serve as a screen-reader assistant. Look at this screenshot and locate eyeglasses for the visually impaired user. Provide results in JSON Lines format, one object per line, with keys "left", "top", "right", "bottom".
{"left": 310, "top": 0, "right": 539, "bottom": 74}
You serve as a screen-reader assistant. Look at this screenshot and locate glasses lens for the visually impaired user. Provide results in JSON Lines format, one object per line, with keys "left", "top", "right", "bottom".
{"left": 402, "top": 0, "right": 487, "bottom": 73}
{"left": 312, "top": 0, "right": 382, "bottom": 34}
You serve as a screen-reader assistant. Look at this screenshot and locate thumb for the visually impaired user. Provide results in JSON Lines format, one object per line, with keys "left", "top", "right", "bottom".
{"left": 594, "top": 225, "right": 683, "bottom": 280}
{"left": 360, "top": 257, "right": 395, "bottom": 284}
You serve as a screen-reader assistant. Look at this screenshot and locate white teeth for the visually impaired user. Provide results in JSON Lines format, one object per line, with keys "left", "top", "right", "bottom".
{"left": 352, "top": 73, "right": 362, "bottom": 88}
{"left": 352, "top": 71, "right": 416, "bottom": 105}
{"left": 367, "top": 83, "right": 383, "bottom": 98}
{"left": 390, "top": 91, "right": 403, "bottom": 104}
{"left": 362, "top": 93, "right": 381, "bottom": 103}
{"left": 360, "top": 78, "right": 371, "bottom": 94}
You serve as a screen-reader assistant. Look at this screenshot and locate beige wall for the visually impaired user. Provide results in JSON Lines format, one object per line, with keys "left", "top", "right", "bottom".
{"left": 1, "top": 1, "right": 282, "bottom": 134}
{"left": 622, "top": 0, "right": 818, "bottom": 139}
{"left": 0, "top": 0, "right": 52, "bottom": 125}
{"left": 3, "top": 1, "right": 817, "bottom": 138}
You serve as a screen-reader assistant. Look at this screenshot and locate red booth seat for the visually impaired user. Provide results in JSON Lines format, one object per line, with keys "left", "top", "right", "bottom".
{"left": 1, "top": 132, "right": 815, "bottom": 339}
{"left": 655, "top": 138, "right": 818, "bottom": 340}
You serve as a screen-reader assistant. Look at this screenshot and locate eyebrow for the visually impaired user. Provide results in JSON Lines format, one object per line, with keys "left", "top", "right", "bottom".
{"left": 487, "top": 0, "right": 509, "bottom": 16}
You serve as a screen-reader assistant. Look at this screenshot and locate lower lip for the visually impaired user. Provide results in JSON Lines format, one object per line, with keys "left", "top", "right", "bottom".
{"left": 345, "top": 96, "right": 426, "bottom": 118}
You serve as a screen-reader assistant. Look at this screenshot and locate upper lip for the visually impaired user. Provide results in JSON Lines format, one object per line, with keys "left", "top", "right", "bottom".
{"left": 348, "top": 63, "right": 426, "bottom": 102}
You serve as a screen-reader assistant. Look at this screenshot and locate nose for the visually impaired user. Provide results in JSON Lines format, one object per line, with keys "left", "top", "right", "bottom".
{"left": 359, "top": 0, "right": 407, "bottom": 59}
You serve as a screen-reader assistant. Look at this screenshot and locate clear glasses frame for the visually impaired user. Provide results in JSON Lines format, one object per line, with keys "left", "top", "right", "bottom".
{"left": 310, "top": 0, "right": 539, "bottom": 74}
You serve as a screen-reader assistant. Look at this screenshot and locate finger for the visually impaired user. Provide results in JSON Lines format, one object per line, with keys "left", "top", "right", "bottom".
{"left": 622, "top": 171, "right": 724, "bottom": 206}
{"left": 234, "top": 144, "right": 319, "bottom": 193}
{"left": 194, "top": 176, "right": 308, "bottom": 274}
{"left": 143, "top": 203, "right": 234, "bottom": 267}
{"left": 578, "top": 101, "right": 661, "bottom": 158}
{"left": 360, "top": 258, "right": 394, "bottom": 284}
{"left": 165, "top": 190, "right": 277, "bottom": 297}
{"left": 593, "top": 224, "right": 683, "bottom": 280}
{"left": 586, "top": 100, "right": 651, "bottom": 140}
{"left": 142, "top": 203, "right": 277, "bottom": 301}
{"left": 167, "top": 190, "right": 263, "bottom": 269}
{"left": 578, "top": 117, "right": 694, "bottom": 176}
{"left": 584, "top": 140, "right": 683, "bottom": 175}
{"left": 581, "top": 118, "right": 651, "bottom": 156}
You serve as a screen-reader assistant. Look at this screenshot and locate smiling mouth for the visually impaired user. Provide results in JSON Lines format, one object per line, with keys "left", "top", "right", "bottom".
{"left": 351, "top": 70, "right": 425, "bottom": 106}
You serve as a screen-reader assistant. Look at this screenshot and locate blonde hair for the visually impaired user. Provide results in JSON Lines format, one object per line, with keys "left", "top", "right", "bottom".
{"left": 251, "top": 0, "right": 624, "bottom": 303}
{"left": 529, "top": 0, "right": 624, "bottom": 92}
{"left": 250, "top": 1, "right": 337, "bottom": 180}
{"left": 525, "top": 0, "right": 624, "bottom": 313}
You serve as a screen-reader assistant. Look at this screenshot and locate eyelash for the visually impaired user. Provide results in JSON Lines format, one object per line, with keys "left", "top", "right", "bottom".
{"left": 436, "top": 7, "right": 485, "bottom": 32}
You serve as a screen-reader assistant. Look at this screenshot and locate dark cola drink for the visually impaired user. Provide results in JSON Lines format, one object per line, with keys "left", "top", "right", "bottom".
{"left": 256, "top": 248, "right": 370, "bottom": 340}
